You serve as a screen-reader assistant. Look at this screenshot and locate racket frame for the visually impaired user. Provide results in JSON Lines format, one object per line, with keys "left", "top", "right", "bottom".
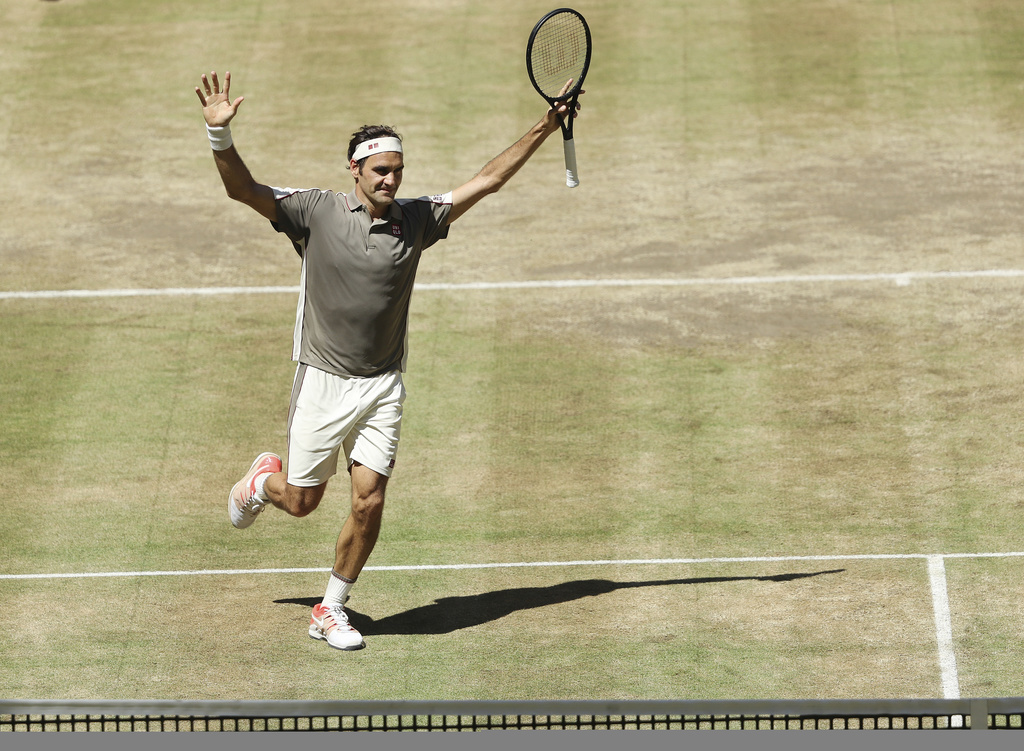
{"left": 526, "top": 7, "right": 592, "bottom": 187}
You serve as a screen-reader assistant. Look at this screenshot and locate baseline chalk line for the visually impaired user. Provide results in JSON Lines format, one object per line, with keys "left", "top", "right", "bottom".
{"left": 3, "top": 550, "right": 1022, "bottom": 581}
{"left": 5, "top": 269, "right": 1024, "bottom": 300}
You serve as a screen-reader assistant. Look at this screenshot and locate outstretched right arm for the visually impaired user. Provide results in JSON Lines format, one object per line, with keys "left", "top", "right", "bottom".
{"left": 195, "top": 71, "right": 277, "bottom": 222}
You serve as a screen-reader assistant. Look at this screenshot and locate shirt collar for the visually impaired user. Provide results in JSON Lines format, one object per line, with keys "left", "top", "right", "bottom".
{"left": 344, "top": 190, "right": 402, "bottom": 220}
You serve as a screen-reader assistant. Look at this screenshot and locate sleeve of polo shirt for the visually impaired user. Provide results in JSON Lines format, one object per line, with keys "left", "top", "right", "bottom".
{"left": 410, "top": 193, "right": 453, "bottom": 250}
{"left": 269, "top": 187, "right": 327, "bottom": 257}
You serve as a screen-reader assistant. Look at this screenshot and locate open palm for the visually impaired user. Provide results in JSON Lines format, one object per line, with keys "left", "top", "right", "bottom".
{"left": 195, "top": 70, "right": 243, "bottom": 127}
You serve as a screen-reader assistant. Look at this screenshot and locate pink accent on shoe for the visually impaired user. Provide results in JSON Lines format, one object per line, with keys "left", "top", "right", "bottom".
{"left": 228, "top": 452, "right": 282, "bottom": 529}
{"left": 309, "top": 603, "right": 365, "bottom": 651}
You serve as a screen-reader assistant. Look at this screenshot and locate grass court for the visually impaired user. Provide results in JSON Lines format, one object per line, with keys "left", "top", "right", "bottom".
{"left": 1, "top": 0, "right": 1024, "bottom": 701}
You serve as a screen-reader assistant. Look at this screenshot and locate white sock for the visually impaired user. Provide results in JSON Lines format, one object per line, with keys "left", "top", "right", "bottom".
{"left": 253, "top": 472, "right": 271, "bottom": 501}
{"left": 323, "top": 570, "right": 355, "bottom": 607}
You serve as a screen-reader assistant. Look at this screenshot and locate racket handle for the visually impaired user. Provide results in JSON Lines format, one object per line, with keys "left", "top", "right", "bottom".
{"left": 563, "top": 138, "right": 579, "bottom": 188}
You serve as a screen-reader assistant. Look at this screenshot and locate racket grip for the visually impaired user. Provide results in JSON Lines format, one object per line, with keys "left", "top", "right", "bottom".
{"left": 563, "top": 138, "right": 579, "bottom": 188}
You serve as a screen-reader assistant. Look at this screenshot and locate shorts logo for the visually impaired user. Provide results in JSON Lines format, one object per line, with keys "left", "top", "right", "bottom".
{"left": 391, "top": 222, "right": 402, "bottom": 238}
{"left": 388, "top": 459, "right": 396, "bottom": 469}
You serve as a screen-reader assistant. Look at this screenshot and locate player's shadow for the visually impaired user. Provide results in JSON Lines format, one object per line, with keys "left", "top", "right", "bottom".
{"left": 275, "top": 569, "right": 844, "bottom": 636}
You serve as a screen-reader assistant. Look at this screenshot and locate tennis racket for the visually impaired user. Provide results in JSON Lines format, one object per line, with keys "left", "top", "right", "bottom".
{"left": 526, "top": 7, "right": 592, "bottom": 188}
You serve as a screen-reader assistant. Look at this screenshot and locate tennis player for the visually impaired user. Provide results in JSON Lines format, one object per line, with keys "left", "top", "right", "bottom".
{"left": 195, "top": 70, "right": 581, "bottom": 651}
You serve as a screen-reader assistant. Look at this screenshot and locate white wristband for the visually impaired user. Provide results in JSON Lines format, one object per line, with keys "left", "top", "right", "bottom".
{"left": 206, "top": 124, "right": 233, "bottom": 151}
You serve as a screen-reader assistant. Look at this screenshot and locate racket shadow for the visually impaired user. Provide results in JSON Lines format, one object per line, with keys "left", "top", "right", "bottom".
{"left": 275, "top": 569, "right": 844, "bottom": 636}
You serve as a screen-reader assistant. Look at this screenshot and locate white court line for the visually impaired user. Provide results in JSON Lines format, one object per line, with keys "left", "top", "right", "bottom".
{"left": 5, "top": 269, "right": 1024, "bottom": 300}
{"left": 3, "top": 550, "right": 1021, "bottom": 580}
{"left": 928, "top": 555, "right": 961, "bottom": 700}
{"left": 0, "top": 286, "right": 300, "bottom": 300}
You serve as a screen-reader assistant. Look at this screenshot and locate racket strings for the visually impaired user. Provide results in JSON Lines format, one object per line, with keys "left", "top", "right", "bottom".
{"left": 529, "top": 14, "right": 588, "bottom": 98}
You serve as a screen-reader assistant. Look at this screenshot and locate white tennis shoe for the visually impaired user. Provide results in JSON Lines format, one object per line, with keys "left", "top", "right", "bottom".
{"left": 228, "top": 452, "right": 282, "bottom": 529}
{"left": 309, "top": 603, "right": 365, "bottom": 651}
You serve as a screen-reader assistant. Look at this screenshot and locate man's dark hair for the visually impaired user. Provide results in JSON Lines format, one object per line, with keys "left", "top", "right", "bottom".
{"left": 348, "top": 125, "right": 403, "bottom": 164}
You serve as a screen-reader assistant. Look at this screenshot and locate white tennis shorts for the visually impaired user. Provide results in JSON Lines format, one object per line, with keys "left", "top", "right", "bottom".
{"left": 286, "top": 365, "right": 405, "bottom": 485}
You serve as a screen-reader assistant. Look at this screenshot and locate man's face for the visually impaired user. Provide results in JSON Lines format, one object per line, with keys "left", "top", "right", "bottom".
{"left": 351, "top": 151, "right": 404, "bottom": 216}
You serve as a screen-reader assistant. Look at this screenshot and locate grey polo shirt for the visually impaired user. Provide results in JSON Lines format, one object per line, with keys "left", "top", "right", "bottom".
{"left": 271, "top": 187, "right": 452, "bottom": 377}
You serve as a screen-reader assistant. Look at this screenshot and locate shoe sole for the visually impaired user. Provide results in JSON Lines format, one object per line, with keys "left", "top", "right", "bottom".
{"left": 309, "top": 627, "right": 365, "bottom": 651}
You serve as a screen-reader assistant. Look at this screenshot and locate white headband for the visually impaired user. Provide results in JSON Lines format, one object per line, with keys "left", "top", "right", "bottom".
{"left": 351, "top": 137, "right": 403, "bottom": 163}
